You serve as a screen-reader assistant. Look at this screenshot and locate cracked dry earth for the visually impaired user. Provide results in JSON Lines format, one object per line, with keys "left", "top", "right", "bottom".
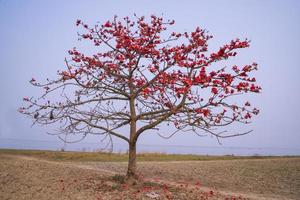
{"left": 0, "top": 154, "right": 299, "bottom": 200}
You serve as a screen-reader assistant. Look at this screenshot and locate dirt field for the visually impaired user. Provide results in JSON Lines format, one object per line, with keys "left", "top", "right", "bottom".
{"left": 0, "top": 153, "right": 299, "bottom": 200}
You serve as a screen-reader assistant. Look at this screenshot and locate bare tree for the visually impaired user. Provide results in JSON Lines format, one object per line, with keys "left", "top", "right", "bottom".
{"left": 20, "top": 15, "right": 261, "bottom": 181}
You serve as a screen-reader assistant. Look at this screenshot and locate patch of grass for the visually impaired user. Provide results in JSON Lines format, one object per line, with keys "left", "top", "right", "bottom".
{"left": 111, "top": 174, "right": 126, "bottom": 184}
{"left": 142, "top": 181, "right": 162, "bottom": 188}
{"left": 0, "top": 149, "right": 128, "bottom": 162}
{"left": 0, "top": 148, "right": 297, "bottom": 162}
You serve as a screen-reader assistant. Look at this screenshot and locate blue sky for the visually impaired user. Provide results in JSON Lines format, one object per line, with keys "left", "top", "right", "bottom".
{"left": 0, "top": 0, "right": 299, "bottom": 155}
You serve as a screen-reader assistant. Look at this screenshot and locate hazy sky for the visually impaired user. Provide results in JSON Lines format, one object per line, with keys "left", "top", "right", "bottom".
{"left": 0, "top": 0, "right": 299, "bottom": 155}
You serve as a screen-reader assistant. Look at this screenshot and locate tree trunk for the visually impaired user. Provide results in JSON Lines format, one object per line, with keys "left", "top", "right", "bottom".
{"left": 127, "top": 93, "right": 138, "bottom": 182}
{"left": 126, "top": 141, "right": 137, "bottom": 180}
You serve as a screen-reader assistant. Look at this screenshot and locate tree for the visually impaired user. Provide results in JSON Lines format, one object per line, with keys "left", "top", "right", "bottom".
{"left": 19, "top": 15, "right": 261, "bottom": 181}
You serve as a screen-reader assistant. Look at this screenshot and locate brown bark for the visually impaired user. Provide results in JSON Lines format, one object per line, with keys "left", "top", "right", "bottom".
{"left": 126, "top": 93, "right": 139, "bottom": 181}
{"left": 126, "top": 141, "right": 137, "bottom": 180}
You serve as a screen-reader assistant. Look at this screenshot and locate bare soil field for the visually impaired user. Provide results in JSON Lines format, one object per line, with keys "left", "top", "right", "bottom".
{"left": 0, "top": 152, "right": 299, "bottom": 200}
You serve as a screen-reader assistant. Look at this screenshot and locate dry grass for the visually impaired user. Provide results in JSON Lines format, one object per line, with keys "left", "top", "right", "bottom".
{"left": 0, "top": 148, "right": 292, "bottom": 162}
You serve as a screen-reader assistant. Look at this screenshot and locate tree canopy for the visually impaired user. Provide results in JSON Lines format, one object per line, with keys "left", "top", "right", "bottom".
{"left": 20, "top": 15, "right": 261, "bottom": 179}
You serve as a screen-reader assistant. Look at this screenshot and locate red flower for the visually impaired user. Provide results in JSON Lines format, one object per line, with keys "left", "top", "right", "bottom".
{"left": 244, "top": 113, "right": 252, "bottom": 119}
{"left": 116, "top": 43, "right": 122, "bottom": 49}
{"left": 104, "top": 21, "right": 112, "bottom": 28}
{"left": 149, "top": 66, "right": 157, "bottom": 73}
{"left": 211, "top": 87, "right": 218, "bottom": 94}
{"left": 142, "top": 88, "right": 151, "bottom": 97}
{"left": 202, "top": 109, "right": 210, "bottom": 117}
{"left": 195, "top": 108, "right": 202, "bottom": 114}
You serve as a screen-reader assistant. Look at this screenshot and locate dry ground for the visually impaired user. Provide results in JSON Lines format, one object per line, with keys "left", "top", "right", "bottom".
{"left": 0, "top": 152, "right": 299, "bottom": 200}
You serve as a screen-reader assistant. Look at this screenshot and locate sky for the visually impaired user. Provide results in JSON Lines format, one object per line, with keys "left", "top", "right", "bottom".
{"left": 0, "top": 0, "right": 299, "bottom": 155}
